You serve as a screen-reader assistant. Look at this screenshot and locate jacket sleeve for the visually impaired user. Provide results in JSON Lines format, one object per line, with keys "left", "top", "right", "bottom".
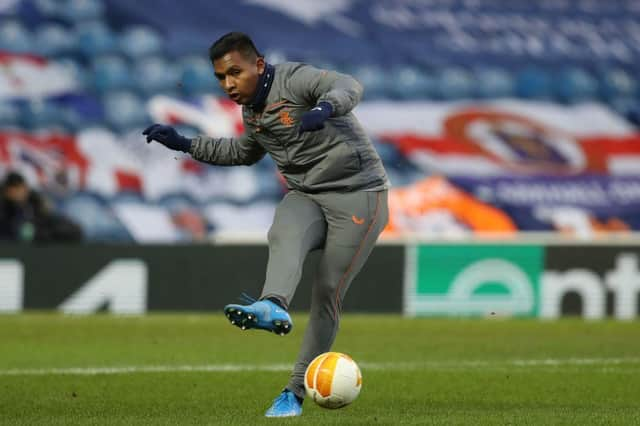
{"left": 189, "top": 132, "right": 266, "bottom": 166}
{"left": 287, "top": 64, "right": 363, "bottom": 117}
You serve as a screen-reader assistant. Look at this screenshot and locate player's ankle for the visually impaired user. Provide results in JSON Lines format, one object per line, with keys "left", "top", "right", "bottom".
{"left": 264, "top": 296, "right": 287, "bottom": 310}
{"left": 284, "top": 388, "right": 304, "bottom": 404}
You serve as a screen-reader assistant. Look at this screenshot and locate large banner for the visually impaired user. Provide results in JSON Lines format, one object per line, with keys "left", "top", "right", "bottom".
{"left": 0, "top": 244, "right": 404, "bottom": 314}
{"left": 449, "top": 176, "right": 640, "bottom": 234}
{"left": 405, "top": 243, "right": 640, "bottom": 319}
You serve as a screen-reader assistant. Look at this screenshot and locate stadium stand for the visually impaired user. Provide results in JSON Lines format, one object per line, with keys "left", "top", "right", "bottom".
{"left": 1, "top": 0, "right": 639, "bottom": 241}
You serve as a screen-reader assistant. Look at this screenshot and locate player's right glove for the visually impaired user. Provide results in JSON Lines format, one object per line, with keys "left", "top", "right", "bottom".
{"left": 142, "top": 124, "right": 192, "bottom": 153}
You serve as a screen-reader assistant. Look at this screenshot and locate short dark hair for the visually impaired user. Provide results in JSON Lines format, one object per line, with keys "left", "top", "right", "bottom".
{"left": 3, "top": 171, "right": 26, "bottom": 188}
{"left": 209, "top": 32, "right": 262, "bottom": 63}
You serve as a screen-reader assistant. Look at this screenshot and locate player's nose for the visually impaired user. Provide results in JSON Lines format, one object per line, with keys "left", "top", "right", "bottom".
{"left": 224, "top": 75, "right": 236, "bottom": 90}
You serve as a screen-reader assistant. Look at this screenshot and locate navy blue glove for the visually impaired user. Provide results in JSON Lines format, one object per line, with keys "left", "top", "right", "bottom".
{"left": 142, "top": 124, "right": 192, "bottom": 153}
{"left": 299, "top": 102, "right": 333, "bottom": 135}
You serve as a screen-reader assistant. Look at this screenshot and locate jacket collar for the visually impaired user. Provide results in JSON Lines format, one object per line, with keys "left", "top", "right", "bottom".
{"left": 247, "top": 62, "right": 275, "bottom": 111}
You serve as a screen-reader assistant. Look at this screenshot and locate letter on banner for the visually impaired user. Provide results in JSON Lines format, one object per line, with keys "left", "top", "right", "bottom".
{"left": 606, "top": 254, "right": 640, "bottom": 320}
{"left": 0, "top": 260, "right": 23, "bottom": 313}
{"left": 541, "top": 270, "right": 605, "bottom": 319}
{"left": 59, "top": 260, "right": 147, "bottom": 314}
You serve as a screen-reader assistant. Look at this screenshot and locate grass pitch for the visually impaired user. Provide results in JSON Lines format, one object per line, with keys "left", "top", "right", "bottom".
{"left": 1, "top": 313, "right": 639, "bottom": 425}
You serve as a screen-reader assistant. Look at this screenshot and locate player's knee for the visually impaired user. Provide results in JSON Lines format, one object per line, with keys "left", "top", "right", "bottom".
{"left": 267, "top": 224, "right": 288, "bottom": 246}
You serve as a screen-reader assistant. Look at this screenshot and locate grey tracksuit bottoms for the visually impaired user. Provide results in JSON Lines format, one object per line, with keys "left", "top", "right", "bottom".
{"left": 259, "top": 189, "right": 389, "bottom": 400}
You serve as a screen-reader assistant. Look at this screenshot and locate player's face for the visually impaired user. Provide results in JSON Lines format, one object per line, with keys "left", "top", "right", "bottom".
{"left": 213, "top": 51, "right": 265, "bottom": 105}
{"left": 4, "top": 183, "right": 29, "bottom": 205}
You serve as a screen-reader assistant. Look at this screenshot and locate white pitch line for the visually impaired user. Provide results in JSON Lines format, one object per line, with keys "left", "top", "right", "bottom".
{"left": 2, "top": 357, "right": 640, "bottom": 377}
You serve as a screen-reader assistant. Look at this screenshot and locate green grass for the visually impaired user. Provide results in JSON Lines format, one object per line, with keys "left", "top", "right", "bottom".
{"left": 1, "top": 314, "right": 639, "bottom": 425}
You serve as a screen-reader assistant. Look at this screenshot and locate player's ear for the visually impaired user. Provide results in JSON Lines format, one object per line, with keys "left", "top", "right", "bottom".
{"left": 256, "top": 56, "right": 265, "bottom": 75}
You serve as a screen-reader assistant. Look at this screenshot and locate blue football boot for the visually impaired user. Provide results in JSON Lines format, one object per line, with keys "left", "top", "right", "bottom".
{"left": 223, "top": 293, "right": 293, "bottom": 336}
{"left": 265, "top": 390, "right": 302, "bottom": 417}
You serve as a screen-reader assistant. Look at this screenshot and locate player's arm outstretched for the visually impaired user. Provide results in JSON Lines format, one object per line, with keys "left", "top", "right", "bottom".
{"left": 143, "top": 124, "right": 266, "bottom": 166}
{"left": 290, "top": 64, "right": 364, "bottom": 133}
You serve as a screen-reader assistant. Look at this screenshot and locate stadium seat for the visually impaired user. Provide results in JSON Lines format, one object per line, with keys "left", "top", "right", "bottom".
{"left": 178, "top": 56, "right": 220, "bottom": 96}
{"left": 133, "top": 56, "right": 180, "bottom": 95}
{"left": 59, "top": 0, "right": 105, "bottom": 22}
{"left": 374, "top": 140, "right": 406, "bottom": 167}
{"left": 388, "top": 66, "right": 434, "bottom": 100}
{"left": 60, "top": 192, "right": 133, "bottom": 242}
{"left": 34, "top": 23, "right": 78, "bottom": 57}
{"left": 515, "top": 68, "right": 552, "bottom": 100}
{"left": 119, "top": 26, "right": 164, "bottom": 58}
{"left": 609, "top": 97, "right": 640, "bottom": 127}
{"left": 20, "top": 99, "right": 67, "bottom": 130}
{"left": 33, "top": 0, "right": 60, "bottom": 18}
{"left": 385, "top": 167, "right": 422, "bottom": 188}
{"left": 0, "top": 20, "right": 32, "bottom": 53}
{"left": 75, "top": 21, "right": 117, "bottom": 57}
{"left": 102, "top": 91, "right": 148, "bottom": 132}
{"left": 0, "top": 102, "right": 21, "bottom": 128}
{"left": 47, "top": 93, "right": 105, "bottom": 131}
{"left": 254, "top": 169, "right": 284, "bottom": 200}
{"left": 434, "top": 67, "right": 474, "bottom": 100}
{"left": 554, "top": 68, "right": 598, "bottom": 103}
{"left": 348, "top": 65, "right": 390, "bottom": 100}
{"left": 474, "top": 67, "right": 515, "bottom": 99}
{"left": 254, "top": 155, "right": 277, "bottom": 173}
{"left": 598, "top": 68, "right": 638, "bottom": 101}
{"left": 56, "top": 58, "right": 90, "bottom": 89}
{"left": 92, "top": 55, "right": 133, "bottom": 93}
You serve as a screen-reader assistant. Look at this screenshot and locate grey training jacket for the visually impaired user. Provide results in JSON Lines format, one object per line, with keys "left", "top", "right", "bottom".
{"left": 189, "top": 62, "right": 389, "bottom": 194}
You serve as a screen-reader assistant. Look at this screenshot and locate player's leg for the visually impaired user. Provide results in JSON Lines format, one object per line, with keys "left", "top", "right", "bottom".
{"left": 285, "top": 190, "right": 389, "bottom": 399}
{"left": 261, "top": 191, "right": 327, "bottom": 305}
{"left": 224, "top": 191, "right": 326, "bottom": 334}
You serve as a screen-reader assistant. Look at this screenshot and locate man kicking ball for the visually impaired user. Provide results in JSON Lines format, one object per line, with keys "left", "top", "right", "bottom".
{"left": 143, "top": 32, "right": 389, "bottom": 417}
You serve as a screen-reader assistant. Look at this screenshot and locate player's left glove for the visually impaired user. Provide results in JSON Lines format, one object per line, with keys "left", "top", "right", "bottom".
{"left": 298, "top": 101, "right": 333, "bottom": 134}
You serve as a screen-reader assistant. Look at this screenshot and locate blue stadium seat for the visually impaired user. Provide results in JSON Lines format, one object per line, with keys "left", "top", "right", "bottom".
{"left": 47, "top": 93, "right": 105, "bottom": 131}
{"left": 385, "top": 167, "right": 422, "bottom": 188}
{"left": 91, "top": 55, "right": 133, "bottom": 93}
{"left": 119, "top": 26, "right": 163, "bottom": 58}
{"left": 34, "top": 23, "right": 77, "bottom": 57}
{"left": 60, "top": 192, "right": 133, "bottom": 242}
{"left": 599, "top": 68, "right": 638, "bottom": 101}
{"left": 0, "top": 20, "right": 32, "bottom": 53}
{"left": 348, "top": 65, "right": 390, "bottom": 100}
{"left": 33, "top": 0, "right": 59, "bottom": 18}
{"left": 20, "top": 100, "right": 67, "bottom": 131}
{"left": 75, "top": 21, "right": 117, "bottom": 57}
{"left": 133, "top": 56, "right": 180, "bottom": 95}
{"left": 554, "top": 68, "right": 598, "bottom": 103}
{"left": 102, "top": 91, "right": 148, "bottom": 132}
{"left": 515, "top": 68, "right": 552, "bottom": 100}
{"left": 434, "top": 67, "right": 474, "bottom": 100}
{"left": 59, "top": 0, "right": 105, "bottom": 22}
{"left": 57, "top": 58, "right": 90, "bottom": 89}
{"left": 179, "top": 56, "right": 220, "bottom": 96}
{"left": 609, "top": 97, "right": 640, "bottom": 127}
{"left": 254, "top": 169, "right": 284, "bottom": 200}
{"left": 474, "top": 68, "right": 515, "bottom": 99}
{"left": 0, "top": 102, "right": 21, "bottom": 128}
{"left": 389, "top": 66, "right": 434, "bottom": 100}
{"left": 255, "top": 155, "right": 277, "bottom": 173}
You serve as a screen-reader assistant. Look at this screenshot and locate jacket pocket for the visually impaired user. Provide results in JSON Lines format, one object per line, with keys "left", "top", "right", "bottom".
{"left": 304, "top": 141, "right": 361, "bottom": 189}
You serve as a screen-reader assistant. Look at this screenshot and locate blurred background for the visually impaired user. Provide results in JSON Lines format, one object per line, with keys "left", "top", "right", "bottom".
{"left": 1, "top": 0, "right": 639, "bottom": 317}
